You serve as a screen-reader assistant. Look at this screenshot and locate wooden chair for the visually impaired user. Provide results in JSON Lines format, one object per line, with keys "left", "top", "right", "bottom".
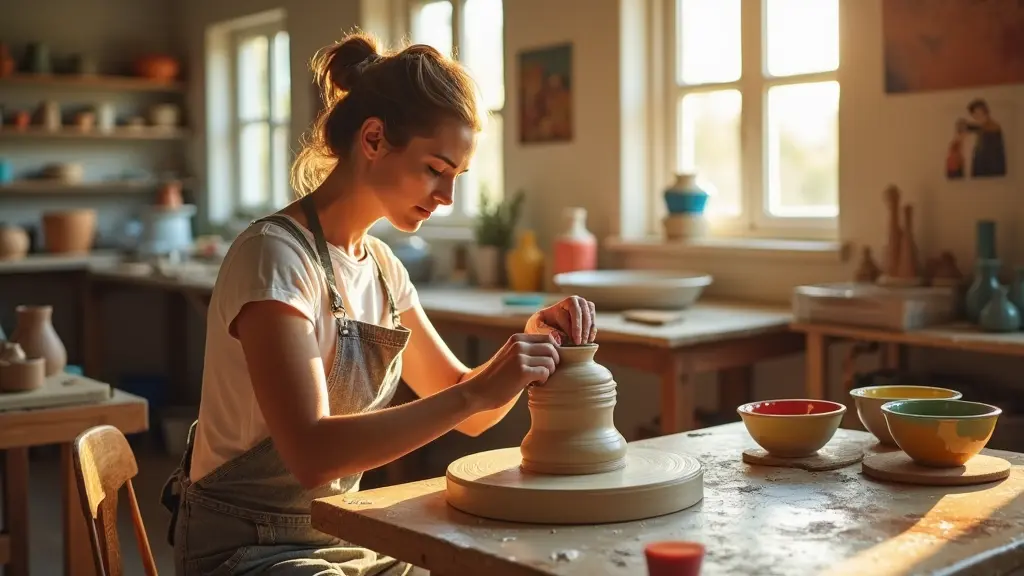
{"left": 72, "top": 425, "right": 158, "bottom": 576}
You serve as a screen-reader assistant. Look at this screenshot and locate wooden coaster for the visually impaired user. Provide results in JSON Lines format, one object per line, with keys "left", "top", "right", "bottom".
{"left": 862, "top": 451, "right": 1011, "bottom": 486}
{"left": 446, "top": 446, "right": 703, "bottom": 524}
{"left": 742, "top": 443, "right": 865, "bottom": 471}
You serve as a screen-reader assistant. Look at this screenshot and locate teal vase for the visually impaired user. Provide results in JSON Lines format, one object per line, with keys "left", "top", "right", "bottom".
{"left": 965, "top": 258, "right": 1001, "bottom": 323}
{"left": 1009, "top": 268, "right": 1024, "bottom": 318}
{"left": 979, "top": 286, "right": 1020, "bottom": 332}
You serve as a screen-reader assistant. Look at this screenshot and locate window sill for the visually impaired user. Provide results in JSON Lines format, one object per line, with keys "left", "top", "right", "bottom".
{"left": 604, "top": 235, "right": 851, "bottom": 264}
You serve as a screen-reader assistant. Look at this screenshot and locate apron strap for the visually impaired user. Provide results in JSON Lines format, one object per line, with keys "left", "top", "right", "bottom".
{"left": 300, "top": 195, "right": 349, "bottom": 322}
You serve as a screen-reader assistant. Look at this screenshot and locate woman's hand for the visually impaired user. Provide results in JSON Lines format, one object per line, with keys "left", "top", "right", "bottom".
{"left": 460, "top": 333, "right": 560, "bottom": 412}
{"left": 524, "top": 295, "right": 598, "bottom": 346}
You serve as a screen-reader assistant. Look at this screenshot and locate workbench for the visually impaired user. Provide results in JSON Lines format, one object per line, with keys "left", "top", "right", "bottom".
{"left": 311, "top": 422, "right": 1024, "bottom": 576}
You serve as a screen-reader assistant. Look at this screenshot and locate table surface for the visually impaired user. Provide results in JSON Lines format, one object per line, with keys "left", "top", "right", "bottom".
{"left": 312, "top": 423, "right": 1024, "bottom": 576}
{"left": 418, "top": 288, "right": 793, "bottom": 348}
{"left": 0, "top": 389, "right": 149, "bottom": 449}
{"left": 791, "top": 321, "right": 1024, "bottom": 357}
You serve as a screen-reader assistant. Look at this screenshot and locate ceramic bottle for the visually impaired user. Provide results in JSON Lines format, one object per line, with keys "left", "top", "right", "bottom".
{"left": 965, "top": 259, "right": 1001, "bottom": 323}
{"left": 506, "top": 229, "right": 545, "bottom": 292}
{"left": 979, "top": 286, "right": 1021, "bottom": 333}
{"left": 1009, "top": 268, "right": 1024, "bottom": 318}
{"left": 551, "top": 207, "right": 596, "bottom": 276}
{"left": 519, "top": 344, "right": 628, "bottom": 475}
{"left": 10, "top": 304, "right": 67, "bottom": 376}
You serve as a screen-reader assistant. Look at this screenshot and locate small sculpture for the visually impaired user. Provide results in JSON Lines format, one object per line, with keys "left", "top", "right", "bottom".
{"left": 877, "top": 185, "right": 923, "bottom": 287}
{"left": 855, "top": 247, "right": 882, "bottom": 283}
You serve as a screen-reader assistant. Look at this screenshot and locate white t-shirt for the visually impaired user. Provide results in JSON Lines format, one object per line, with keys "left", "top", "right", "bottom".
{"left": 189, "top": 215, "right": 418, "bottom": 482}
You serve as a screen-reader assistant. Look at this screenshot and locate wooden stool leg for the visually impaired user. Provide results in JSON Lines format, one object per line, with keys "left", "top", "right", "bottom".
{"left": 61, "top": 443, "right": 96, "bottom": 576}
{"left": 3, "top": 448, "right": 30, "bottom": 576}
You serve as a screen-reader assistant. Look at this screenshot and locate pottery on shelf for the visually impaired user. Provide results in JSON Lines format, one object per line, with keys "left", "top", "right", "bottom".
{"left": 10, "top": 304, "right": 67, "bottom": 376}
{"left": 519, "top": 343, "right": 628, "bottom": 475}
{"left": 472, "top": 244, "right": 503, "bottom": 288}
{"left": 506, "top": 229, "right": 545, "bottom": 292}
{"left": 0, "top": 224, "right": 30, "bottom": 261}
{"left": 965, "top": 258, "right": 1001, "bottom": 323}
{"left": 551, "top": 207, "right": 597, "bottom": 276}
{"left": 976, "top": 220, "right": 996, "bottom": 260}
{"left": 663, "top": 173, "right": 710, "bottom": 215}
{"left": 135, "top": 54, "right": 180, "bottom": 81}
{"left": 42, "top": 209, "right": 96, "bottom": 254}
{"left": 0, "top": 42, "right": 15, "bottom": 77}
{"left": 1009, "top": 268, "right": 1024, "bottom": 318}
{"left": 979, "top": 286, "right": 1021, "bottom": 333}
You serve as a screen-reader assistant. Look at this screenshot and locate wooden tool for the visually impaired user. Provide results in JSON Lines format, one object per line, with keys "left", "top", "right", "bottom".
{"left": 862, "top": 451, "right": 1011, "bottom": 486}
{"left": 445, "top": 344, "right": 704, "bottom": 524}
{"left": 742, "top": 443, "right": 865, "bottom": 472}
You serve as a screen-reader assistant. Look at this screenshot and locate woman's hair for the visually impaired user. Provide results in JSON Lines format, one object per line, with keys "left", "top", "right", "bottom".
{"left": 290, "top": 31, "right": 484, "bottom": 196}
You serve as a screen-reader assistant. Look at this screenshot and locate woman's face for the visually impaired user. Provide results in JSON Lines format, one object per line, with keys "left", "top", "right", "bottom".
{"left": 363, "top": 118, "right": 477, "bottom": 233}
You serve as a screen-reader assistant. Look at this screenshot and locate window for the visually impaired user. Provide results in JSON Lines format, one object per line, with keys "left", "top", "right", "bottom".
{"left": 667, "top": 0, "right": 839, "bottom": 238}
{"left": 409, "top": 0, "right": 505, "bottom": 222}
{"left": 205, "top": 10, "right": 292, "bottom": 223}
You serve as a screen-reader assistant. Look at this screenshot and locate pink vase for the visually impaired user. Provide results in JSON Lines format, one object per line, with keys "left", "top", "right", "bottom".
{"left": 11, "top": 305, "right": 67, "bottom": 376}
{"left": 552, "top": 207, "right": 597, "bottom": 275}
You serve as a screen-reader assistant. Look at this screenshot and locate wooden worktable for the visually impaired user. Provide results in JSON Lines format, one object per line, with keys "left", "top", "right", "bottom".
{"left": 418, "top": 288, "right": 802, "bottom": 433}
{"left": 312, "top": 422, "right": 1024, "bottom": 576}
{"left": 790, "top": 321, "right": 1024, "bottom": 401}
{"left": 0, "top": 387, "right": 149, "bottom": 576}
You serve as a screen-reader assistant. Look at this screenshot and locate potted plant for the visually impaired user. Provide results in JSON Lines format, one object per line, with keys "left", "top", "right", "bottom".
{"left": 472, "top": 188, "right": 525, "bottom": 287}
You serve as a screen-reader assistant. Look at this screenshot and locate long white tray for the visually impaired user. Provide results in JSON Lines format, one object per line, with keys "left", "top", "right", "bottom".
{"left": 0, "top": 373, "right": 112, "bottom": 412}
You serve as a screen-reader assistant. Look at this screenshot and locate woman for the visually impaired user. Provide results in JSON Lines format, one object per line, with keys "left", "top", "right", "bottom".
{"left": 161, "top": 32, "right": 598, "bottom": 576}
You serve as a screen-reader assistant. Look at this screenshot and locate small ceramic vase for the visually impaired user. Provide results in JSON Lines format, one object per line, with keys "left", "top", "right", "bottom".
{"left": 506, "top": 229, "right": 545, "bottom": 292}
{"left": 0, "top": 357, "right": 46, "bottom": 393}
{"left": 472, "top": 244, "right": 502, "bottom": 288}
{"left": 519, "top": 344, "right": 628, "bottom": 475}
{"left": 0, "top": 224, "right": 29, "bottom": 260}
{"left": 976, "top": 220, "right": 996, "bottom": 260}
{"left": 663, "top": 172, "right": 709, "bottom": 215}
{"left": 965, "top": 258, "right": 1001, "bottom": 323}
{"left": 979, "top": 286, "right": 1021, "bottom": 333}
{"left": 1009, "top": 268, "right": 1024, "bottom": 319}
{"left": 10, "top": 304, "right": 67, "bottom": 376}
{"left": 551, "top": 207, "right": 597, "bottom": 276}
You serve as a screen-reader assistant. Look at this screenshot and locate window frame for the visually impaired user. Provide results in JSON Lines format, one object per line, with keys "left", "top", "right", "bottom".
{"left": 661, "top": 0, "right": 840, "bottom": 240}
{"left": 405, "top": 0, "right": 505, "bottom": 228}
{"left": 228, "top": 21, "right": 291, "bottom": 213}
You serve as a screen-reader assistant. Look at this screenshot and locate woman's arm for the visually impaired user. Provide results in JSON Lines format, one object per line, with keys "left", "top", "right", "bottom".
{"left": 399, "top": 303, "right": 520, "bottom": 437}
{"left": 234, "top": 299, "right": 559, "bottom": 489}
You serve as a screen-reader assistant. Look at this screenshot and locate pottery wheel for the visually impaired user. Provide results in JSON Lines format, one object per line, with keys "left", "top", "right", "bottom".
{"left": 445, "top": 446, "right": 703, "bottom": 524}
{"left": 862, "top": 452, "right": 1011, "bottom": 486}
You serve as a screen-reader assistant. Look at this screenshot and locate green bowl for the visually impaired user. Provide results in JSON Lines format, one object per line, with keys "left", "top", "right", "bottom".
{"left": 881, "top": 399, "right": 1001, "bottom": 467}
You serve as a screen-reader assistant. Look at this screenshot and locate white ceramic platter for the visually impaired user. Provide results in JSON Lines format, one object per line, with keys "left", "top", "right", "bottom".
{"left": 552, "top": 269, "right": 713, "bottom": 310}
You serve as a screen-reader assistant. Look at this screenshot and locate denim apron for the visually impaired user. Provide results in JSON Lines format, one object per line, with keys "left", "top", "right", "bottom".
{"left": 162, "top": 195, "right": 415, "bottom": 575}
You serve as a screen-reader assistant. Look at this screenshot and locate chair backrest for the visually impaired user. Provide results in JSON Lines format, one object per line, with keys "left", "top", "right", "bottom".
{"left": 73, "top": 425, "right": 158, "bottom": 576}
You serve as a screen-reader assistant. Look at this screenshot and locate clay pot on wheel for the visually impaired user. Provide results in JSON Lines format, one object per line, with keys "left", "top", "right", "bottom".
{"left": 519, "top": 343, "right": 628, "bottom": 474}
{"left": 10, "top": 305, "right": 67, "bottom": 376}
{"left": 42, "top": 209, "right": 96, "bottom": 254}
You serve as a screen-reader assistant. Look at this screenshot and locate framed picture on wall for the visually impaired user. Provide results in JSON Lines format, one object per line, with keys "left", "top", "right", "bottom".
{"left": 518, "top": 43, "right": 573, "bottom": 144}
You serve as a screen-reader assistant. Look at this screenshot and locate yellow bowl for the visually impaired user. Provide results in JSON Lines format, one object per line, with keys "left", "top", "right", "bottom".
{"left": 849, "top": 385, "right": 962, "bottom": 445}
{"left": 881, "top": 399, "right": 1001, "bottom": 467}
{"left": 737, "top": 399, "right": 846, "bottom": 457}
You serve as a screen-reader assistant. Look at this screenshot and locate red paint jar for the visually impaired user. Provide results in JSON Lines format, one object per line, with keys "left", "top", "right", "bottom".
{"left": 644, "top": 541, "right": 704, "bottom": 576}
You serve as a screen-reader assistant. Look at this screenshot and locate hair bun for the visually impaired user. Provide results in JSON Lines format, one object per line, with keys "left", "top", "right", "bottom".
{"left": 314, "top": 33, "right": 382, "bottom": 102}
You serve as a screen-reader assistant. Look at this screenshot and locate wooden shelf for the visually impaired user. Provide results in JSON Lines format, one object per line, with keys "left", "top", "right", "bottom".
{"left": 0, "top": 127, "right": 188, "bottom": 141}
{"left": 0, "top": 73, "right": 184, "bottom": 93}
{"left": 0, "top": 180, "right": 175, "bottom": 195}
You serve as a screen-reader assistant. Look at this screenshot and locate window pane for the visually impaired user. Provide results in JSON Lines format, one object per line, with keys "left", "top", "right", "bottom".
{"left": 273, "top": 125, "right": 290, "bottom": 207}
{"left": 273, "top": 31, "right": 291, "bottom": 122}
{"left": 412, "top": 1, "right": 453, "bottom": 57}
{"left": 766, "top": 81, "right": 839, "bottom": 217}
{"left": 677, "top": 90, "right": 742, "bottom": 216}
{"left": 677, "top": 0, "right": 741, "bottom": 85}
{"left": 238, "top": 35, "right": 269, "bottom": 121}
{"left": 462, "top": 0, "right": 504, "bottom": 110}
{"left": 766, "top": 0, "right": 840, "bottom": 77}
{"left": 240, "top": 122, "right": 271, "bottom": 209}
{"left": 464, "top": 112, "right": 504, "bottom": 215}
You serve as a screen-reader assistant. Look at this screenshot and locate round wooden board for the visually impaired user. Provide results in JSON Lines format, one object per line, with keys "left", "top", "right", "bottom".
{"left": 742, "top": 443, "right": 865, "bottom": 471}
{"left": 445, "top": 446, "right": 703, "bottom": 524}
{"left": 862, "top": 451, "right": 1011, "bottom": 486}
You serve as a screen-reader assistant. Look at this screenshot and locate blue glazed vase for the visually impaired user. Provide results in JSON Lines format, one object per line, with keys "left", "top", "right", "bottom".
{"left": 1009, "top": 267, "right": 1024, "bottom": 318}
{"left": 663, "top": 173, "right": 709, "bottom": 215}
{"left": 979, "top": 286, "right": 1021, "bottom": 332}
{"left": 965, "top": 258, "right": 1001, "bottom": 323}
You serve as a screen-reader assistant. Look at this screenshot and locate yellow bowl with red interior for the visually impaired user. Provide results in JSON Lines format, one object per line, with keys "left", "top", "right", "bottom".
{"left": 737, "top": 399, "right": 846, "bottom": 457}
